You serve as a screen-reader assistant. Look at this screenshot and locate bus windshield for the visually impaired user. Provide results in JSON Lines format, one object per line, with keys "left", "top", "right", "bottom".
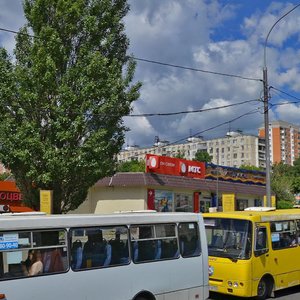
{"left": 204, "top": 218, "right": 252, "bottom": 260}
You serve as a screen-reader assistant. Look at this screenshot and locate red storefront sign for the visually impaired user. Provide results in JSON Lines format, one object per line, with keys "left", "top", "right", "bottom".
{"left": 0, "top": 181, "right": 23, "bottom": 202}
{"left": 146, "top": 154, "right": 205, "bottom": 179}
{"left": 0, "top": 191, "right": 22, "bottom": 201}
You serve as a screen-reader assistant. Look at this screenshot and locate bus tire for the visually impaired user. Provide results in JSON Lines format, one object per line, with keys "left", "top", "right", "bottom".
{"left": 256, "top": 277, "right": 273, "bottom": 300}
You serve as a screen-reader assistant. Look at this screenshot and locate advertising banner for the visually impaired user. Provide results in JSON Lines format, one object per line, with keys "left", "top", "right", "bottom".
{"left": 146, "top": 154, "right": 205, "bottom": 179}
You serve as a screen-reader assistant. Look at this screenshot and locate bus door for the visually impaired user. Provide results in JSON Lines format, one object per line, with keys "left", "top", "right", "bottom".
{"left": 268, "top": 219, "right": 299, "bottom": 290}
{"left": 252, "top": 223, "right": 271, "bottom": 296}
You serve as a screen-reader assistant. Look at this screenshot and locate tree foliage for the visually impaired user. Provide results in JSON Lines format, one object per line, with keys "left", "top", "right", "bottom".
{"left": 193, "top": 150, "right": 212, "bottom": 163}
{"left": 0, "top": 172, "right": 12, "bottom": 181}
{"left": 0, "top": 0, "right": 141, "bottom": 213}
{"left": 271, "top": 162, "right": 294, "bottom": 208}
{"left": 239, "top": 164, "right": 263, "bottom": 171}
{"left": 117, "top": 160, "right": 145, "bottom": 172}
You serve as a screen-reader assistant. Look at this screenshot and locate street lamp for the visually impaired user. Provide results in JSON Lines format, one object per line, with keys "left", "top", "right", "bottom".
{"left": 263, "top": 3, "right": 300, "bottom": 207}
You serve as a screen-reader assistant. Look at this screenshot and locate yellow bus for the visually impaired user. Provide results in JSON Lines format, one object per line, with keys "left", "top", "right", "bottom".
{"left": 203, "top": 207, "right": 300, "bottom": 300}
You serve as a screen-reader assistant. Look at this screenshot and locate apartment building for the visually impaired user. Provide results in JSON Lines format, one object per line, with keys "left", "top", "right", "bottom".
{"left": 118, "top": 132, "right": 266, "bottom": 169}
{"left": 117, "top": 136, "right": 206, "bottom": 163}
{"left": 207, "top": 132, "right": 265, "bottom": 168}
{"left": 258, "top": 120, "right": 300, "bottom": 165}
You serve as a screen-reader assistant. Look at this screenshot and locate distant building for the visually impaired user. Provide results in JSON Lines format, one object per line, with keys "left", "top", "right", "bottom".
{"left": 118, "top": 132, "right": 265, "bottom": 169}
{"left": 258, "top": 120, "right": 300, "bottom": 165}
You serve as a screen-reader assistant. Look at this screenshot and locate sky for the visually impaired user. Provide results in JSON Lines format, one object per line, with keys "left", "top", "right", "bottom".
{"left": 1, "top": 1, "right": 300, "bottom": 149}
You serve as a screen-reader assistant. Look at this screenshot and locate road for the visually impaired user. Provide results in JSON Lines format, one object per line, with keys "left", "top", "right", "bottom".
{"left": 209, "top": 285, "right": 300, "bottom": 300}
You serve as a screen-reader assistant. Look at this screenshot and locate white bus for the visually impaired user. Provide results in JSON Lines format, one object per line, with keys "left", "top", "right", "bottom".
{"left": 0, "top": 212, "right": 209, "bottom": 300}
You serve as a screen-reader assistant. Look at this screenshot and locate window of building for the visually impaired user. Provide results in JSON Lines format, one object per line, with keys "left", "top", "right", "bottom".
{"left": 236, "top": 199, "right": 248, "bottom": 211}
{"left": 175, "top": 194, "right": 193, "bottom": 212}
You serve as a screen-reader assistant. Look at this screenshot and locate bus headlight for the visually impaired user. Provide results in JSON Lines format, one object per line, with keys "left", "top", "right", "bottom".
{"left": 233, "top": 282, "right": 239, "bottom": 288}
{"left": 208, "top": 265, "right": 214, "bottom": 276}
{"left": 228, "top": 281, "right": 232, "bottom": 287}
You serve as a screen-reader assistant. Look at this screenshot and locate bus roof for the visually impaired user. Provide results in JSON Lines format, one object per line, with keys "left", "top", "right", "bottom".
{"left": 203, "top": 209, "right": 300, "bottom": 223}
{"left": 0, "top": 212, "right": 202, "bottom": 231}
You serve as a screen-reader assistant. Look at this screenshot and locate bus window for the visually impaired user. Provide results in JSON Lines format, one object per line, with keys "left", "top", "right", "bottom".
{"left": 178, "top": 222, "right": 201, "bottom": 257}
{"left": 0, "top": 229, "right": 68, "bottom": 280}
{"left": 130, "top": 223, "right": 179, "bottom": 263}
{"left": 205, "top": 218, "right": 252, "bottom": 260}
{"left": 70, "top": 226, "right": 129, "bottom": 270}
{"left": 271, "top": 220, "right": 297, "bottom": 249}
{"left": 254, "top": 227, "right": 268, "bottom": 256}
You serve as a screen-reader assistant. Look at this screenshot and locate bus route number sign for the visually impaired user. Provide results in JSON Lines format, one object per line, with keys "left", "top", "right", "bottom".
{"left": 0, "top": 233, "right": 19, "bottom": 250}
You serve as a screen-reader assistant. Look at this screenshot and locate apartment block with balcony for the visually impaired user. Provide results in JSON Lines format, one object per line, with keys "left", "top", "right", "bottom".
{"left": 207, "top": 132, "right": 264, "bottom": 168}
{"left": 118, "top": 132, "right": 265, "bottom": 169}
{"left": 258, "top": 120, "right": 300, "bottom": 165}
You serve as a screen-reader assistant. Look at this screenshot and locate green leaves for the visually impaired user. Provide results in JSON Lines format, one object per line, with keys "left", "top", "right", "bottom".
{"left": 0, "top": 0, "right": 140, "bottom": 213}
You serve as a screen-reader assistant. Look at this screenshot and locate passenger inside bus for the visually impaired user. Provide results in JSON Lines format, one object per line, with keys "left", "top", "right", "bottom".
{"left": 28, "top": 250, "right": 43, "bottom": 276}
{"left": 41, "top": 231, "right": 64, "bottom": 273}
{"left": 134, "top": 226, "right": 162, "bottom": 262}
{"left": 82, "top": 229, "right": 111, "bottom": 268}
{"left": 109, "top": 230, "right": 129, "bottom": 265}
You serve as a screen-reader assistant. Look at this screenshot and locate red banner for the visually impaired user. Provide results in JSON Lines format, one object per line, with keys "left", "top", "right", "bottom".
{"left": 146, "top": 154, "right": 205, "bottom": 179}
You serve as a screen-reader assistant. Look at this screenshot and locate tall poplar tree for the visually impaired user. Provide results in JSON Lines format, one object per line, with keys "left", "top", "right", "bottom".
{"left": 0, "top": 0, "right": 141, "bottom": 213}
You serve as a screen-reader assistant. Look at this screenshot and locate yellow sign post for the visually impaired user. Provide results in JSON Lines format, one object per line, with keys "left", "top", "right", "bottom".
{"left": 40, "top": 190, "right": 53, "bottom": 214}
{"left": 222, "top": 194, "right": 235, "bottom": 212}
{"left": 263, "top": 195, "right": 276, "bottom": 208}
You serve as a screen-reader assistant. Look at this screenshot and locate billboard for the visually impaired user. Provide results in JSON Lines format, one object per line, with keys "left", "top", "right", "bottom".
{"left": 146, "top": 154, "right": 205, "bottom": 179}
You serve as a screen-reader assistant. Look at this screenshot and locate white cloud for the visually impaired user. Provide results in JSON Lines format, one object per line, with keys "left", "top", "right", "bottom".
{"left": 1, "top": 0, "right": 300, "bottom": 147}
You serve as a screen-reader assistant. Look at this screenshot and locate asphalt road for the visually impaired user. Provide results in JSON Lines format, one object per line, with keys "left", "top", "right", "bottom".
{"left": 209, "top": 285, "right": 300, "bottom": 300}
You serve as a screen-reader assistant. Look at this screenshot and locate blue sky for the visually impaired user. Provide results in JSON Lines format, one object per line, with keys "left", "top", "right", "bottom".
{"left": 1, "top": 1, "right": 300, "bottom": 148}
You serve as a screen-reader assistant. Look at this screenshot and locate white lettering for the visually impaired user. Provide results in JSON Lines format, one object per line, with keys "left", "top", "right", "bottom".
{"left": 188, "top": 166, "right": 201, "bottom": 174}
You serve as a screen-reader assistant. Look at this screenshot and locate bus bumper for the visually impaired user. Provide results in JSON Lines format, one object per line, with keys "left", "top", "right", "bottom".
{"left": 209, "top": 278, "right": 252, "bottom": 297}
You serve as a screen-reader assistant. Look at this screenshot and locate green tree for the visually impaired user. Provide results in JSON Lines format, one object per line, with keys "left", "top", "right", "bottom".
{"left": 117, "top": 160, "right": 145, "bottom": 172}
{"left": 0, "top": 172, "right": 12, "bottom": 181}
{"left": 291, "top": 157, "right": 300, "bottom": 194}
{"left": 193, "top": 150, "right": 212, "bottom": 163}
{"left": 239, "top": 164, "right": 264, "bottom": 171}
{"left": 174, "top": 150, "right": 185, "bottom": 159}
{"left": 0, "top": 0, "right": 141, "bottom": 213}
{"left": 271, "top": 163, "right": 294, "bottom": 208}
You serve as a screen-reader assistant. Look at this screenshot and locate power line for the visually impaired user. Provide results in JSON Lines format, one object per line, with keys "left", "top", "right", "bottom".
{"left": 165, "top": 107, "right": 261, "bottom": 146}
{"left": 0, "top": 27, "right": 35, "bottom": 39}
{"left": 126, "top": 98, "right": 261, "bottom": 117}
{"left": 0, "top": 26, "right": 263, "bottom": 83}
{"left": 129, "top": 56, "right": 263, "bottom": 82}
{"left": 270, "top": 85, "right": 300, "bottom": 102}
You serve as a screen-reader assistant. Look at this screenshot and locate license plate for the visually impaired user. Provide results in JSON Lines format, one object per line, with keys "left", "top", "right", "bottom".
{"left": 209, "top": 285, "right": 218, "bottom": 291}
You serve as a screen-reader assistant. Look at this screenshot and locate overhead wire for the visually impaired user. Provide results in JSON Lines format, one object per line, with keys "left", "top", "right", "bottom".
{"left": 0, "top": 26, "right": 265, "bottom": 145}
{"left": 126, "top": 98, "right": 261, "bottom": 117}
{"left": 270, "top": 85, "right": 300, "bottom": 102}
{"left": 165, "top": 107, "right": 262, "bottom": 146}
{"left": 128, "top": 56, "right": 263, "bottom": 82}
{"left": 0, "top": 27, "right": 262, "bottom": 83}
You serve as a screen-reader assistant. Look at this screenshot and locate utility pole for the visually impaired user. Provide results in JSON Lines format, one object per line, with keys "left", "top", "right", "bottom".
{"left": 263, "top": 67, "right": 271, "bottom": 207}
{"left": 263, "top": 3, "right": 300, "bottom": 207}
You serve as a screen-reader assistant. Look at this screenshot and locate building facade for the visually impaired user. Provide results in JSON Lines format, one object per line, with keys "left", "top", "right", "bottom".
{"left": 72, "top": 172, "right": 267, "bottom": 215}
{"left": 258, "top": 120, "right": 300, "bottom": 165}
{"left": 73, "top": 155, "right": 268, "bottom": 215}
{"left": 118, "top": 132, "right": 265, "bottom": 169}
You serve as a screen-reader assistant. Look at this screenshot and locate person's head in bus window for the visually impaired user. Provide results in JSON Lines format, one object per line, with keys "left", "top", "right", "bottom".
{"left": 256, "top": 230, "right": 266, "bottom": 249}
{"left": 28, "top": 250, "right": 43, "bottom": 276}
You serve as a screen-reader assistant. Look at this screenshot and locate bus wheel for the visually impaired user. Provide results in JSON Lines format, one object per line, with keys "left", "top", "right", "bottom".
{"left": 256, "top": 277, "right": 272, "bottom": 300}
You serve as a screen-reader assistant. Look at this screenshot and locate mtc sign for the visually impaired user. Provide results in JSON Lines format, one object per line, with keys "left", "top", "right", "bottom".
{"left": 146, "top": 154, "right": 205, "bottom": 179}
